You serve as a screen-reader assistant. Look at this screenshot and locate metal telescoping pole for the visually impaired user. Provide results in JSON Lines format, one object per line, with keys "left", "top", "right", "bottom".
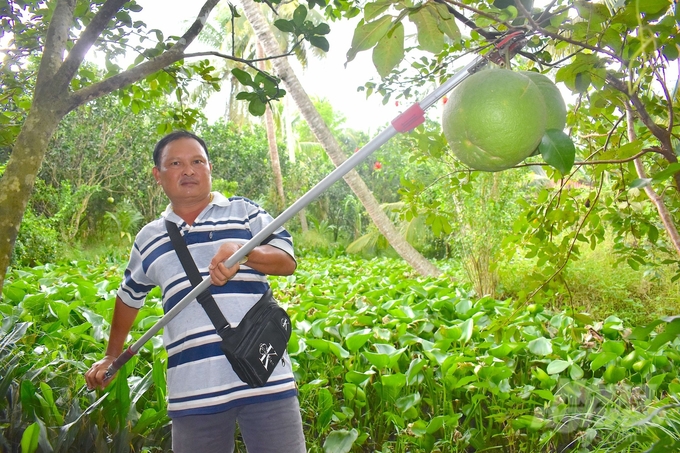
{"left": 103, "top": 55, "right": 489, "bottom": 381}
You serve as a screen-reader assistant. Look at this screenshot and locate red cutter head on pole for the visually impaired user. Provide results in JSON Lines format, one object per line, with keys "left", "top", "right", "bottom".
{"left": 484, "top": 31, "right": 527, "bottom": 67}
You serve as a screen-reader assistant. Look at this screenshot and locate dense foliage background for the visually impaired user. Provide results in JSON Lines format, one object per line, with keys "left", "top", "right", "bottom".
{"left": 3, "top": 0, "right": 680, "bottom": 451}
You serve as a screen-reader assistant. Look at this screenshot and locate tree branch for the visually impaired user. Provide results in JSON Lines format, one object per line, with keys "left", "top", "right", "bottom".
{"left": 53, "top": 0, "right": 129, "bottom": 91}
{"left": 606, "top": 72, "right": 680, "bottom": 191}
{"left": 183, "top": 48, "right": 298, "bottom": 73}
{"left": 66, "top": 0, "right": 221, "bottom": 112}
{"left": 511, "top": 149, "right": 659, "bottom": 170}
{"left": 36, "top": 0, "right": 77, "bottom": 88}
{"left": 605, "top": 74, "right": 674, "bottom": 154}
{"left": 626, "top": 104, "right": 680, "bottom": 256}
{"left": 651, "top": 53, "right": 674, "bottom": 136}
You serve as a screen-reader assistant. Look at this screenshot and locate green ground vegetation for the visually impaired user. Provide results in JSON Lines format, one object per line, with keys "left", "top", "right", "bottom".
{"left": 2, "top": 253, "right": 680, "bottom": 452}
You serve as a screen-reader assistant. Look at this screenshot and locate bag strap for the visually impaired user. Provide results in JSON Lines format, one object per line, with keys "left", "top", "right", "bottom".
{"left": 165, "top": 220, "right": 231, "bottom": 336}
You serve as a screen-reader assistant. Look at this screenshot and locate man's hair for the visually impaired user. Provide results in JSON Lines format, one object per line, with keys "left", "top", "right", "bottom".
{"left": 153, "top": 130, "right": 210, "bottom": 167}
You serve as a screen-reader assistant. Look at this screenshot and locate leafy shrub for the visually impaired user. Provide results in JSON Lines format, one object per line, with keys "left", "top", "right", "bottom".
{"left": 11, "top": 211, "right": 62, "bottom": 267}
{"left": 102, "top": 201, "right": 144, "bottom": 244}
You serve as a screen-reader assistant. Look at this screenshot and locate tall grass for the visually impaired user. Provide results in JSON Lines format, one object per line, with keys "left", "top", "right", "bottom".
{"left": 497, "top": 242, "right": 680, "bottom": 325}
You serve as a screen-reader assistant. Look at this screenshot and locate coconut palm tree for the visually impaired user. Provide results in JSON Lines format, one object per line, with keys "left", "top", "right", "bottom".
{"left": 198, "top": 2, "right": 325, "bottom": 215}
{"left": 239, "top": 0, "right": 442, "bottom": 277}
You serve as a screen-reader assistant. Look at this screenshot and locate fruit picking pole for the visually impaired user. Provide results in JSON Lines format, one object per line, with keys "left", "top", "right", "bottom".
{"left": 103, "top": 32, "right": 527, "bottom": 382}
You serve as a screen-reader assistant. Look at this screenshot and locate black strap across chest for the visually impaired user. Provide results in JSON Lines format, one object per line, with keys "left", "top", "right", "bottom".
{"left": 165, "top": 220, "right": 231, "bottom": 336}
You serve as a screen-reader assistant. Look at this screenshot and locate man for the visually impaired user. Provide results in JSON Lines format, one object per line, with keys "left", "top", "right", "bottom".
{"left": 85, "top": 130, "right": 305, "bottom": 452}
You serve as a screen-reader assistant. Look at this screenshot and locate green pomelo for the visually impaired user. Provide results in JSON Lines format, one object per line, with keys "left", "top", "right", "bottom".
{"left": 520, "top": 71, "right": 567, "bottom": 130}
{"left": 442, "top": 69, "right": 547, "bottom": 172}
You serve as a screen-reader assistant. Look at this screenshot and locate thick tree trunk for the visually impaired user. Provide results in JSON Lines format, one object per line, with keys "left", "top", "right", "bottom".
{"left": 240, "top": 0, "right": 442, "bottom": 277}
{"left": 0, "top": 0, "right": 220, "bottom": 294}
{"left": 0, "top": 108, "right": 63, "bottom": 292}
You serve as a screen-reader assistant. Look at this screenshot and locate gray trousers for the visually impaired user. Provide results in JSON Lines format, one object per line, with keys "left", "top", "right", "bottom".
{"left": 171, "top": 396, "right": 306, "bottom": 453}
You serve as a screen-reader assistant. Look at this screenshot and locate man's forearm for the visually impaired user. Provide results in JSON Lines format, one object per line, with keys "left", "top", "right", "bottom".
{"left": 245, "top": 245, "right": 296, "bottom": 276}
{"left": 105, "top": 296, "right": 140, "bottom": 357}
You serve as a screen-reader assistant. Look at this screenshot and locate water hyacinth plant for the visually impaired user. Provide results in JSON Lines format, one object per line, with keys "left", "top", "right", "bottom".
{"left": 1, "top": 256, "right": 679, "bottom": 452}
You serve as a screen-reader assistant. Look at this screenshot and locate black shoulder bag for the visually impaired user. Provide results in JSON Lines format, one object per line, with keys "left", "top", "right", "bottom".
{"left": 165, "top": 220, "right": 292, "bottom": 388}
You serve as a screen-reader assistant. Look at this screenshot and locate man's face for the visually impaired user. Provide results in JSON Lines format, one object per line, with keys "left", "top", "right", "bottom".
{"left": 152, "top": 137, "right": 213, "bottom": 204}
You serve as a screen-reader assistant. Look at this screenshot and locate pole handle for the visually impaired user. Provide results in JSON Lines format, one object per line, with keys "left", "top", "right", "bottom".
{"left": 103, "top": 347, "right": 136, "bottom": 382}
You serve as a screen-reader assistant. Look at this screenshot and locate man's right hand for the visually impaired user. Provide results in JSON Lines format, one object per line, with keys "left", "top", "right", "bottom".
{"left": 85, "top": 355, "right": 117, "bottom": 390}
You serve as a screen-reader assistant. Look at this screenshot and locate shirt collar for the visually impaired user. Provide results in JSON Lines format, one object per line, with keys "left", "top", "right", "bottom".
{"left": 161, "top": 191, "right": 228, "bottom": 222}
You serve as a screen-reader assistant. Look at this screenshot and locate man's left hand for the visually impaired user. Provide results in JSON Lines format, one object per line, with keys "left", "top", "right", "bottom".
{"left": 209, "top": 242, "right": 243, "bottom": 286}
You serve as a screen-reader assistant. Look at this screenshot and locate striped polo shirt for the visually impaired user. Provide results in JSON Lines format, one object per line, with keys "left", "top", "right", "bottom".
{"left": 117, "top": 192, "right": 297, "bottom": 418}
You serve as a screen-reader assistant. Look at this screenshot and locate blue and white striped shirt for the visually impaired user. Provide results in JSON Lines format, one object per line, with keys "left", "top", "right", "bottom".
{"left": 117, "top": 192, "right": 297, "bottom": 418}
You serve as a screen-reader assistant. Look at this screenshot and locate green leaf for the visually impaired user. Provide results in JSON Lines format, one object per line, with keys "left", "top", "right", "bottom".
{"left": 602, "top": 340, "right": 625, "bottom": 356}
{"left": 603, "top": 364, "right": 626, "bottom": 383}
{"left": 405, "top": 358, "right": 427, "bottom": 384}
{"left": 533, "top": 389, "right": 555, "bottom": 401}
{"left": 314, "top": 23, "right": 331, "bottom": 35}
{"left": 345, "top": 329, "right": 372, "bottom": 352}
{"left": 381, "top": 373, "right": 406, "bottom": 387}
{"left": 569, "top": 364, "right": 584, "bottom": 380}
{"left": 274, "top": 19, "right": 295, "bottom": 34}
{"left": 3, "top": 282, "right": 26, "bottom": 302}
{"left": 539, "top": 129, "right": 575, "bottom": 175}
{"left": 434, "top": 3, "right": 460, "bottom": 40}
{"left": 612, "top": 140, "right": 644, "bottom": 159}
{"left": 317, "top": 387, "right": 334, "bottom": 431}
{"left": 528, "top": 337, "right": 552, "bottom": 356}
{"left": 511, "top": 415, "right": 547, "bottom": 431}
{"left": 546, "top": 359, "right": 570, "bottom": 375}
{"left": 248, "top": 99, "right": 267, "bottom": 117}
{"left": 409, "top": 6, "right": 444, "bottom": 54}
{"left": 574, "top": 72, "right": 591, "bottom": 92}
{"left": 293, "top": 5, "right": 307, "bottom": 26}
{"left": 574, "top": 1, "right": 610, "bottom": 23}
{"left": 648, "top": 372, "right": 668, "bottom": 392}
{"left": 363, "top": 351, "right": 390, "bottom": 369}
{"left": 651, "top": 162, "right": 680, "bottom": 183}
{"left": 459, "top": 318, "right": 474, "bottom": 344}
{"left": 115, "top": 11, "right": 132, "bottom": 27}
{"left": 309, "top": 36, "right": 330, "bottom": 52}
{"left": 39, "top": 382, "right": 63, "bottom": 424}
{"left": 346, "top": 16, "right": 392, "bottom": 63}
{"left": 455, "top": 299, "right": 472, "bottom": 316}
{"left": 590, "top": 351, "right": 618, "bottom": 370}
{"left": 489, "top": 343, "right": 513, "bottom": 358}
{"left": 231, "top": 68, "right": 253, "bottom": 87}
{"left": 395, "top": 392, "right": 421, "bottom": 413}
{"left": 345, "top": 370, "right": 374, "bottom": 385}
{"left": 372, "top": 22, "right": 404, "bottom": 78}
{"left": 323, "top": 429, "right": 359, "bottom": 453}
{"left": 649, "top": 318, "right": 680, "bottom": 351}
{"left": 635, "top": 0, "right": 671, "bottom": 14}
{"left": 20, "top": 422, "right": 40, "bottom": 453}
{"left": 365, "top": 2, "right": 391, "bottom": 21}
{"left": 648, "top": 224, "right": 659, "bottom": 243}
